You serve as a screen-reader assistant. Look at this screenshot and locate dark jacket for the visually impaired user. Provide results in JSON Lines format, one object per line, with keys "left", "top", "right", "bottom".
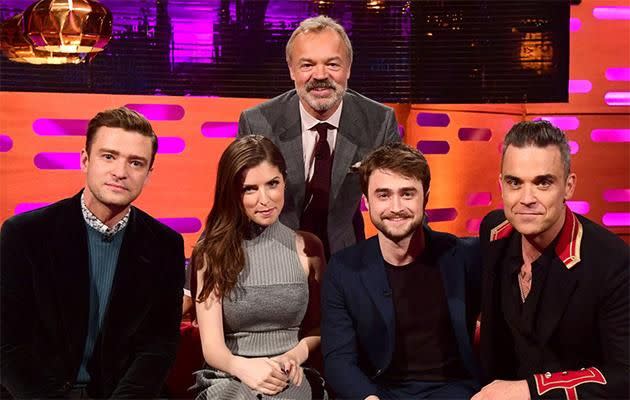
{"left": 321, "top": 229, "right": 483, "bottom": 399}
{"left": 0, "top": 191, "right": 185, "bottom": 398}
{"left": 479, "top": 208, "right": 629, "bottom": 399}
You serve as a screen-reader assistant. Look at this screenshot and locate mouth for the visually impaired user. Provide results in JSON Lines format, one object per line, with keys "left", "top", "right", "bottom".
{"left": 105, "top": 183, "right": 128, "bottom": 192}
{"left": 256, "top": 208, "right": 276, "bottom": 217}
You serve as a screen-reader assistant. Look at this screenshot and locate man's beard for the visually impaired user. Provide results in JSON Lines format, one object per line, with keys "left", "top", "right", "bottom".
{"left": 372, "top": 211, "right": 423, "bottom": 242}
{"left": 298, "top": 78, "right": 346, "bottom": 113}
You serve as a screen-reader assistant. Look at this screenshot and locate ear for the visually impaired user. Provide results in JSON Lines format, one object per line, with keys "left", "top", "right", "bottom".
{"left": 80, "top": 148, "right": 89, "bottom": 173}
{"left": 498, "top": 174, "right": 504, "bottom": 197}
{"left": 143, "top": 167, "right": 153, "bottom": 187}
{"left": 564, "top": 173, "right": 576, "bottom": 201}
{"left": 424, "top": 188, "right": 430, "bottom": 207}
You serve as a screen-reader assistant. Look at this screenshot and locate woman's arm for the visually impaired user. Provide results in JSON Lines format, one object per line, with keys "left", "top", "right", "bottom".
{"left": 273, "top": 231, "right": 326, "bottom": 385}
{"left": 195, "top": 267, "right": 289, "bottom": 395}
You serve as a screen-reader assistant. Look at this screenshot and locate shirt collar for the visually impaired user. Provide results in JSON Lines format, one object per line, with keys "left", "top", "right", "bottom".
{"left": 81, "top": 192, "right": 130, "bottom": 239}
{"left": 299, "top": 100, "right": 343, "bottom": 132}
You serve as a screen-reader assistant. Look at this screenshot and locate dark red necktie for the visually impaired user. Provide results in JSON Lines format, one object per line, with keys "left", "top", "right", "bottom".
{"left": 300, "top": 122, "right": 333, "bottom": 258}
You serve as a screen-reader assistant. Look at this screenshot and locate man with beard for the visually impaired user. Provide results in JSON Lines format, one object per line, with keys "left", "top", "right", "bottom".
{"left": 0, "top": 107, "right": 185, "bottom": 398}
{"left": 472, "top": 121, "right": 629, "bottom": 400}
{"left": 238, "top": 15, "right": 400, "bottom": 259}
{"left": 321, "top": 143, "right": 483, "bottom": 399}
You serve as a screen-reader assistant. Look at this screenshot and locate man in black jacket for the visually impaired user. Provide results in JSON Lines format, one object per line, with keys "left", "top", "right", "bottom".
{"left": 1, "top": 107, "right": 185, "bottom": 398}
{"left": 473, "top": 121, "right": 629, "bottom": 400}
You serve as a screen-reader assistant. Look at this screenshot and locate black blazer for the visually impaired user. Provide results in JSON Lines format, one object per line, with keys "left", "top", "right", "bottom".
{"left": 238, "top": 89, "right": 401, "bottom": 255}
{"left": 0, "top": 191, "right": 185, "bottom": 398}
{"left": 321, "top": 229, "right": 483, "bottom": 399}
{"left": 479, "top": 209, "right": 629, "bottom": 399}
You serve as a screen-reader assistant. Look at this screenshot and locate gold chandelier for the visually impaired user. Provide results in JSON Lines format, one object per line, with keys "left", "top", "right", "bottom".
{"left": 0, "top": 13, "right": 84, "bottom": 64}
{"left": 24, "top": 0, "right": 112, "bottom": 54}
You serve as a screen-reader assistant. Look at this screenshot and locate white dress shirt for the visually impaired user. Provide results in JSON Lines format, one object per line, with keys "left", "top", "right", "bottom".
{"left": 299, "top": 101, "right": 343, "bottom": 181}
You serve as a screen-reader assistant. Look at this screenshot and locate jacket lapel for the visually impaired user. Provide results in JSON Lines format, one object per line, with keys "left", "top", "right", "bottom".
{"left": 330, "top": 95, "right": 360, "bottom": 203}
{"left": 50, "top": 193, "right": 90, "bottom": 358}
{"left": 278, "top": 95, "right": 306, "bottom": 214}
{"left": 358, "top": 238, "right": 395, "bottom": 350}
{"left": 435, "top": 231, "right": 482, "bottom": 381}
{"left": 99, "top": 209, "right": 154, "bottom": 341}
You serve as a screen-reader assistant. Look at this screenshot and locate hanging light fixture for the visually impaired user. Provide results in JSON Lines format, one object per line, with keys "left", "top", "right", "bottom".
{"left": 23, "top": 0, "right": 112, "bottom": 54}
{"left": 0, "top": 13, "right": 84, "bottom": 64}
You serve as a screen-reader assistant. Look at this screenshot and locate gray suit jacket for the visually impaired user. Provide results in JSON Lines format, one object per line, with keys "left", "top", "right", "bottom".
{"left": 238, "top": 88, "right": 400, "bottom": 255}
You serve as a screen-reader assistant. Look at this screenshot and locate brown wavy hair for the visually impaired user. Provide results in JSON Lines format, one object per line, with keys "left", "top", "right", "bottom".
{"left": 192, "top": 135, "right": 287, "bottom": 302}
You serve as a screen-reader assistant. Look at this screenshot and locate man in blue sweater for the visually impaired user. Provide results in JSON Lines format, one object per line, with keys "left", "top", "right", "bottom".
{"left": 1, "top": 107, "right": 185, "bottom": 398}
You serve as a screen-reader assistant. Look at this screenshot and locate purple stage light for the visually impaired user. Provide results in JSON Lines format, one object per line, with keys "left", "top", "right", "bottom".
{"left": 603, "top": 189, "right": 630, "bottom": 202}
{"left": 466, "top": 192, "right": 492, "bottom": 206}
{"left": 34, "top": 152, "right": 81, "bottom": 169}
{"left": 569, "top": 141, "right": 579, "bottom": 154}
{"left": 14, "top": 202, "right": 51, "bottom": 215}
{"left": 157, "top": 137, "right": 186, "bottom": 154}
{"left": 125, "top": 104, "right": 185, "bottom": 120}
{"left": 533, "top": 116, "right": 579, "bottom": 130}
{"left": 569, "top": 18, "right": 581, "bottom": 32}
{"left": 416, "top": 113, "right": 450, "bottom": 127}
{"left": 426, "top": 208, "right": 458, "bottom": 222}
{"left": 566, "top": 201, "right": 590, "bottom": 215}
{"left": 602, "top": 213, "right": 630, "bottom": 227}
{"left": 466, "top": 218, "right": 482, "bottom": 234}
{"left": 157, "top": 218, "right": 202, "bottom": 233}
{"left": 33, "top": 119, "right": 88, "bottom": 136}
{"left": 458, "top": 128, "right": 492, "bottom": 141}
{"left": 0, "top": 135, "right": 13, "bottom": 152}
{"left": 201, "top": 122, "right": 238, "bottom": 138}
{"left": 593, "top": 6, "right": 630, "bottom": 20}
{"left": 568, "top": 80, "right": 592, "bottom": 94}
{"left": 591, "top": 129, "right": 630, "bottom": 142}
{"left": 604, "top": 92, "right": 630, "bottom": 106}
{"left": 417, "top": 140, "right": 450, "bottom": 154}
{"left": 605, "top": 68, "right": 630, "bottom": 81}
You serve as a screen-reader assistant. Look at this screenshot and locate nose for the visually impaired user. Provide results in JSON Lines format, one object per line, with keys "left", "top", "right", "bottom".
{"left": 390, "top": 195, "right": 403, "bottom": 212}
{"left": 519, "top": 184, "right": 537, "bottom": 206}
{"left": 313, "top": 64, "right": 328, "bottom": 80}
{"left": 258, "top": 188, "right": 269, "bottom": 205}
{"left": 111, "top": 160, "right": 128, "bottom": 180}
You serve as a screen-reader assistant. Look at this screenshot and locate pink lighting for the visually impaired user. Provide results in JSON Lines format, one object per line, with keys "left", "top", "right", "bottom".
{"left": 605, "top": 68, "right": 630, "bottom": 81}
{"left": 465, "top": 218, "right": 482, "bottom": 234}
{"left": 591, "top": 129, "right": 630, "bottom": 142}
{"left": 466, "top": 192, "right": 492, "bottom": 206}
{"left": 593, "top": 6, "right": 630, "bottom": 20}
{"left": 603, "top": 189, "right": 630, "bottom": 202}
{"left": 566, "top": 201, "right": 590, "bottom": 215}
{"left": 14, "top": 202, "right": 51, "bottom": 215}
{"left": 568, "top": 80, "right": 592, "bottom": 94}
{"left": 569, "top": 18, "right": 581, "bottom": 32}
{"left": 602, "top": 213, "right": 630, "bottom": 227}
{"left": 604, "top": 92, "right": 630, "bottom": 106}
{"left": 568, "top": 141, "right": 579, "bottom": 154}
{"left": 533, "top": 116, "right": 579, "bottom": 130}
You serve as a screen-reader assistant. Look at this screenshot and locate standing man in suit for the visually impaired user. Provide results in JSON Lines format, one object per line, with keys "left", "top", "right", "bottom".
{"left": 472, "top": 121, "right": 629, "bottom": 400}
{"left": 0, "top": 107, "right": 185, "bottom": 398}
{"left": 321, "top": 143, "right": 483, "bottom": 399}
{"left": 238, "top": 15, "right": 400, "bottom": 258}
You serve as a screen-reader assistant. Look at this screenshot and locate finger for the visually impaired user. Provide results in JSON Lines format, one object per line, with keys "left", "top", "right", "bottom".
{"left": 264, "top": 359, "right": 288, "bottom": 379}
{"left": 288, "top": 361, "right": 297, "bottom": 383}
{"left": 262, "top": 375, "right": 289, "bottom": 388}
{"left": 296, "top": 366, "right": 304, "bottom": 386}
{"left": 259, "top": 379, "right": 287, "bottom": 394}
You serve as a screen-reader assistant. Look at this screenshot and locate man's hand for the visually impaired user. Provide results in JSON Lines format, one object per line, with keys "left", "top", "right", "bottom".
{"left": 471, "top": 379, "right": 530, "bottom": 400}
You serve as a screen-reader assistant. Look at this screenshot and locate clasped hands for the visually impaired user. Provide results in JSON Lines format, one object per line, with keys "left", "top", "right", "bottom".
{"left": 233, "top": 353, "right": 303, "bottom": 395}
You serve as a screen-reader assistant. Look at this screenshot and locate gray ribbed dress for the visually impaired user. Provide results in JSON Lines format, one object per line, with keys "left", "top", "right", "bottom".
{"left": 194, "top": 221, "right": 316, "bottom": 400}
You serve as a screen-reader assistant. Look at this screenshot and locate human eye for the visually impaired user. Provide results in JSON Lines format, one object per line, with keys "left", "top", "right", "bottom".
{"left": 505, "top": 178, "right": 520, "bottom": 189}
{"left": 537, "top": 179, "right": 552, "bottom": 189}
{"left": 300, "top": 62, "right": 313, "bottom": 70}
{"left": 102, "top": 153, "right": 114, "bottom": 160}
{"left": 268, "top": 179, "right": 280, "bottom": 188}
{"left": 402, "top": 190, "right": 415, "bottom": 199}
{"left": 243, "top": 185, "right": 257, "bottom": 194}
{"left": 130, "top": 160, "right": 146, "bottom": 168}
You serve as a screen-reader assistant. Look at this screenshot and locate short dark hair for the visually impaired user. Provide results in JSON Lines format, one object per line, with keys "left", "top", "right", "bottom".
{"left": 360, "top": 142, "right": 431, "bottom": 196}
{"left": 86, "top": 107, "right": 158, "bottom": 167}
{"left": 502, "top": 120, "right": 571, "bottom": 177}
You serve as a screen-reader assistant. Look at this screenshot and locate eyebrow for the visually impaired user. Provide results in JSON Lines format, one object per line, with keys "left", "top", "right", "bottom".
{"left": 99, "top": 148, "right": 149, "bottom": 163}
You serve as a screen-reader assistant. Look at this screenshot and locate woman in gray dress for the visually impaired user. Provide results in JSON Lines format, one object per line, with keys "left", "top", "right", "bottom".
{"left": 190, "top": 135, "right": 325, "bottom": 399}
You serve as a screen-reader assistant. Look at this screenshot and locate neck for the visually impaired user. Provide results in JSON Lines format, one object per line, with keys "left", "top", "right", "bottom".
{"left": 83, "top": 188, "right": 130, "bottom": 228}
{"left": 522, "top": 205, "right": 567, "bottom": 260}
{"left": 378, "top": 227, "right": 425, "bottom": 266}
